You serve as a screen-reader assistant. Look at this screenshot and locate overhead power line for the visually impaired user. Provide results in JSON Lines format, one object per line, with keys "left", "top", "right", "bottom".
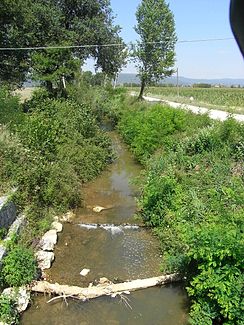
{"left": 0, "top": 37, "right": 234, "bottom": 51}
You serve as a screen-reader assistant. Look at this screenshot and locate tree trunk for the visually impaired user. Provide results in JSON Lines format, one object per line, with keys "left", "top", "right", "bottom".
{"left": 45, "top": 80, "right": 53, "bottom": 94}
{"left": 31, "top": 273, "right": 181, "bottom": 301}
{"left": 138, "top": 79, "right": 146, "bottom": 100}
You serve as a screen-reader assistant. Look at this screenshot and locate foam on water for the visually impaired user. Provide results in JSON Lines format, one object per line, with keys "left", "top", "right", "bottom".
{"left": 78, "top": 223, "right": 140, "bottom": 234}
{"left": 79, "top": 223, "right": 98, "bottom": 230}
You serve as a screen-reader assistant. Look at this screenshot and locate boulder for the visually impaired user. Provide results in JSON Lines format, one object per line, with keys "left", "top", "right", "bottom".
{"left": 39, "top": 229, "right": 57, "bottom": 251}
{"left": 51, "top": 221, "right": 63, "bottom": 233}
{"left": 2, "top": 286, "right": 30, "bottom": 313}
{"left": 35, "top": 250, "right": 54, "bottom": 270}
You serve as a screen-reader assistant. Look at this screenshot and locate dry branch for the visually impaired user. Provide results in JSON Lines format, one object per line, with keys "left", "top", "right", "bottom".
{"left": 31, "top": 273, "right": 181, "bottom": 301}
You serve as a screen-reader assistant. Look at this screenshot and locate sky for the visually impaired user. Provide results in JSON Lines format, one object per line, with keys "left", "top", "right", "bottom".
{"left": 108, "top": 0, "right": 244, "bottom": 79}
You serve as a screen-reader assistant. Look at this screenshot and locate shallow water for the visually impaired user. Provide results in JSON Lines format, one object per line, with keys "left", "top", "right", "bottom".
{"left": 20, "top": 131, "right": 189, "bottom": 325}
{"left": 21, "top": 286, "right": 188, "bottom": 325}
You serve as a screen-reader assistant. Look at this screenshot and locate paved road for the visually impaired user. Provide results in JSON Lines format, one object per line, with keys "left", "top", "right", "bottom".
{"left": 131, "top": 92, "right": 244, "bottom": 123}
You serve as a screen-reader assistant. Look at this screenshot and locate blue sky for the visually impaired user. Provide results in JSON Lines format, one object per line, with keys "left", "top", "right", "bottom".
{"left": 109, "top": 0, "right": 244, "bottom": 79}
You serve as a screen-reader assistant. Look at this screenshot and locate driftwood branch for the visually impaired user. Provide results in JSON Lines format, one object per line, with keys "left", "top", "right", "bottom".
{"left": 31, "top": 273, "right": 181, "bottom": 301}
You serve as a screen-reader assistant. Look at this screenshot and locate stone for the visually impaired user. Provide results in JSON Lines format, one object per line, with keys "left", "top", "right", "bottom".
{"left": 51, "top": 221, "right": 63, "bottom": 233}
{"left": 98, "top": 277, "right": 111, "bottom": 285}
{"left": 2, "top": 286, "right": 30, "bottom": 313}
{"left": 60, "top": 211, "right": 74, "bottom": 223}
{"left": 80, "top": 268, "right": 90, "bottom": 277}
{"left": 92, "top": 206, "right": 106, "bottom": 213}
{"left": 39, "top": 229, "right": 57, "bottom": 251}
{"left": 0, "top": 197, "right": 16, "bottom": 230}
{"left": 35, "top": 250, "right": 55, "bottom": 270}
{"left": 5, "top": 214, "right": 26, "bottom": 241}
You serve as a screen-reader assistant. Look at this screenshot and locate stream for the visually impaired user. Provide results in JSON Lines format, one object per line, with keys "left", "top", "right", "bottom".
{"left": 20, "top": 131, "right": 189, "bottom": 325}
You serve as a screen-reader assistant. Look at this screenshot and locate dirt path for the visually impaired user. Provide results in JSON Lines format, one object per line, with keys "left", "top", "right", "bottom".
{"left": 131, "top": 92, "right": 244, "bottom": 123}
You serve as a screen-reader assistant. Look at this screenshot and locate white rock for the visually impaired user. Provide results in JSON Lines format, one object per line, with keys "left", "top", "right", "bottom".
{"left": 51, "top": 221, "right": 63, "bottom": 233}
{"left": 93, "top": 206, "right": 106, "bottom": 213}
{"left": 39, "top": 229, "right": 57, "bottom": 251}
{"left": 35, "top": 250, "right": 55, "bottom": 270}
{"left": 98, "top": 277, "right": 111, "bottom": 285}
{"left": 60, "top": 211, "right": 74, "bottom": 222}
{"left": 80, "top": 268, "right": 90, "bottom": 276}
{"left": 2, "top": 287, "right": 30, "bottom": 313}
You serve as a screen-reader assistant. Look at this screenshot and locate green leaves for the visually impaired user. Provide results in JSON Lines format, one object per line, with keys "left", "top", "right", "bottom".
{"left": 2, "top": 245, "right": 37, "bottom": 287}
{"left": 0, "top": 295, "right": 19, "bottom": 324}
{"left": 0, "top": 0, "right": 125, "bottom": 89}
{"left": 134, "top": 0, "right": 177, "bottom": 97}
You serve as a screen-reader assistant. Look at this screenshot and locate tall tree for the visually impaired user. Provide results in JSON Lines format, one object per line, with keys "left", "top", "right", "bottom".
{"left": 134, "top": 0, "right": 177, "bottom": 99}
{"left": 0, "top": 0, "right": 125, "bottom": 91}
{"left": 0, "top": 0, "right": 32, "bottom": 87}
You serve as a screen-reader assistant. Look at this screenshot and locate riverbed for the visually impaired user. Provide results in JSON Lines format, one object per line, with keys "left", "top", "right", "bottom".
{"left": 20, "top": 131, "right": 188, "bottom": 325}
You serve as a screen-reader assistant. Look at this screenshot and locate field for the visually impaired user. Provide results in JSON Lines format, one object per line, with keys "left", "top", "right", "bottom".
{"left": 130, "top": 86, "right": 244, "bottom": 114}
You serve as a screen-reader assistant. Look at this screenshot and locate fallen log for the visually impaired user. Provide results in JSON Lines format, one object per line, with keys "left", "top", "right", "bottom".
{"left": 31, "top": 273, "right": 182, "bottom": 301}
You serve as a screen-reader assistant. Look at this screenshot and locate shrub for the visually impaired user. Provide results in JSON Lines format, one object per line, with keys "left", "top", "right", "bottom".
{"left": 118, "top": 103, "right": 212, "bottom": 163}
{"left": 2, "top": 246, "right": 37, "bottom": 287}
{"left": 0, "top": 87, "right": 23, "bottom": 127}
{"left": 123, "top": 111, "right": 244, "bottom": 324}
{"left": 0, "top": 295, "right": 19, "bottom": 324}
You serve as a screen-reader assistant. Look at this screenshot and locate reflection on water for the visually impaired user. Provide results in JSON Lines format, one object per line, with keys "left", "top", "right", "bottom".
{"left": 75, "top": 132, "right": 142, "bottom": 225}
{"left": 20, "top": 131, "right": 189, "bottom": 325}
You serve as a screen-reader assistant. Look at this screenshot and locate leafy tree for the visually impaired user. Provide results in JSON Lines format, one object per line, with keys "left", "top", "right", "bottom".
{"left": 134, "top": 0, "right": 177, "bottom": 99}
{"left": 0, "top": 0, "right": 31, "bottom": 87}
{"left": 0, "top": 0, "right": 126, "bottom": 92}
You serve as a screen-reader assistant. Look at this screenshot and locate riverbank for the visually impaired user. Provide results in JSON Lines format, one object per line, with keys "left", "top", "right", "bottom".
{"left": 116, "top": 95, "right": 244, "bottom": 324}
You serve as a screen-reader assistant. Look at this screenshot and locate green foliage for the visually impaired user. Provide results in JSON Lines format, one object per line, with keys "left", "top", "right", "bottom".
{"left": 134, "top": 0, "right": 177, "bottom": 98}
{"left": 118, "top": 102, "right": 244, "bottom": 324}
{"left": 118, "top": 103, "right": 212, "bottom": 163}
{"left": 0, "top": 295, "right": 19, "bottom": 324}
{"left": 0, "top": 84, "right": 113, "bottom": 243}
{"left": 0, "top": 88, "right": 24, "bottom": 126}
{"left": 2, "top": 245, "right": 37, "bottom": 287}
{"left": 0, "top": 228, "right": 7, "bottom": 240}
{"left": 0, "top": 0, "right": 125, "bottom": 90}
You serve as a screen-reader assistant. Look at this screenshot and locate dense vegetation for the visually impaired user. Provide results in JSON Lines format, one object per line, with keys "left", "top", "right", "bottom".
{"left": 0, "top": 84, "right": 113, "bottom": 238}
{"left": 0, "top": 0, "right": 125, "bottom": 89}
{"left": 144, "top": 86, "right": 244, "bottom": 113}
{"left": 113, "top": 97, "right": 244, "bottom": 325}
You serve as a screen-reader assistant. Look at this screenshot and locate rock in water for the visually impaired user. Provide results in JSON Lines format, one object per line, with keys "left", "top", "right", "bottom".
{"left": 39, "top": 229, "right": 57, "bottom": 251}
{"left": 35, "top": 251, "right": 55, "bottom": 270}
{"left": 80, "top": 268, "right": 90, "bottom": 276}
{"left": 92, "top": 206, "right": 106, "bottom": 213}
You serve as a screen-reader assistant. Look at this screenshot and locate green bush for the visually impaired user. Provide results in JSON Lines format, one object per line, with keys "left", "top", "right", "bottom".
{"left": 118, "top": 103, "right": 212, "bottom": 163}
{"left": 0, "top": 87, "right": 24, "bottom": 127}
{"left": 122, "top": 114, "right": 244, "bottom": 324}
{"left": 0, "top": 295, "right": 19, "bottom": 324}
{"left": 2, "top": 245, "right": 37, "bottom": 287}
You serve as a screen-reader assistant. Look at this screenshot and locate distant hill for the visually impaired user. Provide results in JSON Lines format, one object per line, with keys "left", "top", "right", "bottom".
{"left": 117, "top": 73, "right": 244, "bottom": 87}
